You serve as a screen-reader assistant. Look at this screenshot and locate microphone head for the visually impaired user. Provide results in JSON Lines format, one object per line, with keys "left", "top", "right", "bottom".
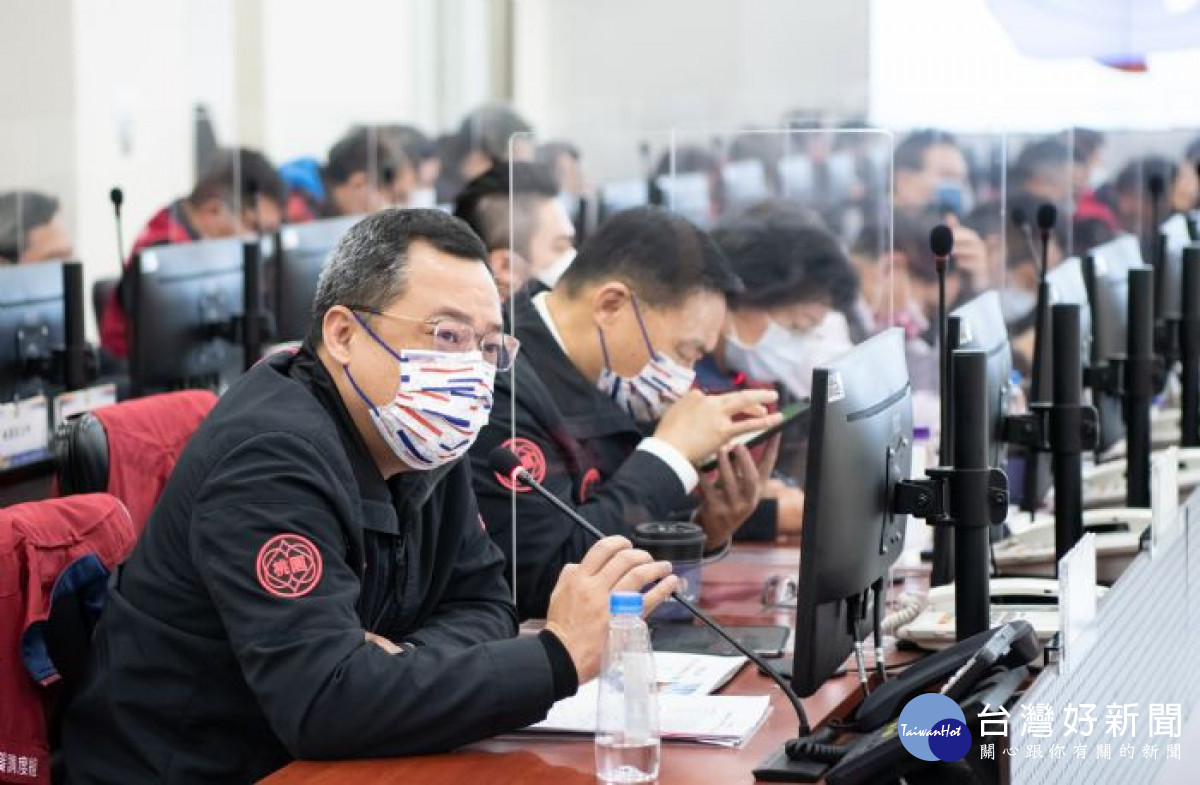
{"left": 488, "top": 446, "right": 527, "bottom": 483}
{"left": 1010, "top": 205, "right": 1028, "bottom": 229}
{"left": 1147, "top": 173, "right": 1166, "bottom": 199}
{"left": 929, "top": 225, "right": 954, "bottom": 258}
{"left": 109, "top": 187, "right": 124, "bottom": 210}
{"left": 1035, "top": 203, "right": 1057, "bottom": 232}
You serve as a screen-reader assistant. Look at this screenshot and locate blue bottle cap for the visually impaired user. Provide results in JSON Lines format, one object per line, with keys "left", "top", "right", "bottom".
{"left": 913, "top": 425, "right": 932, "bottom": 440}
{"left": 610, "top": 591, "right": 644, "bottom": 615}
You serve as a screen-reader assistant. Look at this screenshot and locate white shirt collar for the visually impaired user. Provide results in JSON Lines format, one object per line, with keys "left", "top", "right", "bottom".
{"left": 531, "top": 291, "right": 570, "bottom": 356}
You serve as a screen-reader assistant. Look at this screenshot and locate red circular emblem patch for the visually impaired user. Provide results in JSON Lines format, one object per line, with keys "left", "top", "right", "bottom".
{"left": 494, "top": 437, "right": 547, "bottom": 492}
{"left": 256, "top": 534, "right": 323, "bottom": 598}
{"left": 579, "top": 467, "right": 602, "bottom": 502}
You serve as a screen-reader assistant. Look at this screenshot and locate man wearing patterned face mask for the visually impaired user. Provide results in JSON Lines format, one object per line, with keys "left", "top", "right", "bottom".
{"left": 65, "top": 210, "right": 680, "bottom": 783}
{"left": 470, "top": 207, "right": 784, "bottom": 621}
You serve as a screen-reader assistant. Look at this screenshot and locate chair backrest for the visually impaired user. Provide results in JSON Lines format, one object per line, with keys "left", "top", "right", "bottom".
{"left": 0, "top": 494, "right": 135, "bottom": 785}
{"left": 91, "top": 277, "right": 119, "bottom": 335}
{"left": 54, "top": 390, "right": 218, "bottom": 532}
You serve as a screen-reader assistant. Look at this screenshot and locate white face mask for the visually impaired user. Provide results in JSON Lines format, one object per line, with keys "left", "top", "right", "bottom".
{"left": 345, "top": 321, "right": 496, "bottom": 470}
{"left": 595, "top": 295, "right": 695, "bottom": 423}
{"left": 535, "top": 247, "right": 576, "bottom": 290}
{"left": 998, "top": 287, "right": 1037, "bottom": 324}
{"left": 724, "top": 314, "right": 850, "bottom": 399}
{"left": 407, "top": 187, "right": 438, "bottom": 209}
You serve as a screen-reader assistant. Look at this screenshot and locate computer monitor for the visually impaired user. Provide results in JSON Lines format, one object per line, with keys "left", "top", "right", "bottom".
{"left": 129, "top": 238, "right": 247, "bottom": 395}
{"left": 948, "top": 291, "right": 1011, "bottom": 470}
{"left": 653, "top": 172, "right": 711, "bottom": 228}
{"left": 1159, "top": 213, "right": 1199, "bottom": 320}
{"left": 1082, "top": 234, "right": 1142, "bottom": 452}
{"left": 0, "top": 261, "right": 83, "bottom": 402}
{"left": 598, "top": 179, "right": 650, "bottom": 223}
{"left": 792, "top": 328, "right": 912, "bottom": 696}
{"left": 273, "top": 215, "right": 360, "bottom": 342}
{"left": 721, "top": 159, "right": 770, "bottom": 211}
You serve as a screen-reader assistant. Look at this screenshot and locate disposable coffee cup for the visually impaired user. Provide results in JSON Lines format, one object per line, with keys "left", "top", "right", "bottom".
{"left": 632, "top": 521, "right": 706, "bottom": 622}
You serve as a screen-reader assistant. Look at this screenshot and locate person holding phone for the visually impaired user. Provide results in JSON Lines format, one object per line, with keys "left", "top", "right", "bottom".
{"left": 468, "top": 207, "right": 786, "bottom": 621}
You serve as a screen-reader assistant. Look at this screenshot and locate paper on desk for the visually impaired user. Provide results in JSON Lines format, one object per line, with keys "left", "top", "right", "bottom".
{"left": 525, "top": 680, "right": 772, "bottom": 748}
{"left": 652, "top": 652, "right": 747, "bottom": 696}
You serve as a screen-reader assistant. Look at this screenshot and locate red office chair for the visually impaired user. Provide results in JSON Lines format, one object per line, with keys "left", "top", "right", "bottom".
{"left": 54, "top": 390, "right": 217, "bottom": 532}
{"left": 0, "top": 493, "right": 135, "bottom": 785}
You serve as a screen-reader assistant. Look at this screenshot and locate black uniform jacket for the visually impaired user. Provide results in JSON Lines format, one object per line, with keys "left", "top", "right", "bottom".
{"left": 470, "top": 291, "right": 695, "bottom": 621}
{"left": 63, "top": 346, "right": 574, "bottom": 783}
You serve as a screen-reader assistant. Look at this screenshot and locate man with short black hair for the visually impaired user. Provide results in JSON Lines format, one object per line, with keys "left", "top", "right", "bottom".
{"left": 469, "top": 206, "right": 783, "bottom": 620}
{"left": 454, "top": 162, "right": 575, "bottom": 299}
{"left": 65, "top": 209, "right": 677, "bottom": 782}
{"left": 437, "top": 104, "right": 535, "bottom": 203}
{"left": 0, "top": 190, "right": 72, "bottom": 263}
{"left": 287, "top": 127, "right": 410, "bottom": 222}
{"left": 99, "top": 147, "right": 286, "bottom": 358}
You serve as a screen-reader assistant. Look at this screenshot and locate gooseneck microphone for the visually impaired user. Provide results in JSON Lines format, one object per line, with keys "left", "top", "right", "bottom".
{"left": 109, "top": 187, "right": 126, "bottom": 266}
{"left": 929, "top": 225, "right": 955, "bottom": 587}
{"left": 488, "top": 445, "right": 813, "bottom": 737}
{"left": 1034, "top": 204, "right": 1056, "bottom": 282}
{"left": 1010, "top": 205, "right": 1039, "bottom": 264}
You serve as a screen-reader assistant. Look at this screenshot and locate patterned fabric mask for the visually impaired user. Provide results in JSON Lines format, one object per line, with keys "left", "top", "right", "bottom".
{"left": 345, "top": 316, "right": 495, "bottom": 470}
{"left": 596, "top": 295, "right": 695, "bottom": 423}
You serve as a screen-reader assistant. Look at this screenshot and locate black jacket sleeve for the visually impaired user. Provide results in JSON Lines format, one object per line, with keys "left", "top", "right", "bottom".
{"left": 471, "top": 373, "right": 691, "bottom": 620}
{"left": 189, "top": 431, "right": 559, "bottom": 759}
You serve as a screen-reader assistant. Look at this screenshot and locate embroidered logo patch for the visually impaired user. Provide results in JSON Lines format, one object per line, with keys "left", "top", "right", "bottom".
{"left": 494, "top": 437, "right": 547, "bottom": 492}
{"left": 579, "top": 467, "right": 602, "bottom": 502}
{"left": 256, "top": 534, "right": 323, "bottom": 598}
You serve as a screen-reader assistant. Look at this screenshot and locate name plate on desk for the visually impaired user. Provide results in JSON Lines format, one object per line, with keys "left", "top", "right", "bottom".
{"left": 1151, "top": 446, "right": 1180, "bottom": 555}
{"left": 53, "top": 383, "right": 118, "bottom": 427}
{"left": 0, "top": 395, "right": 51, "bottom": 470}
{"left": 1058, "top": 533, "right": 1097, "bottom": 677}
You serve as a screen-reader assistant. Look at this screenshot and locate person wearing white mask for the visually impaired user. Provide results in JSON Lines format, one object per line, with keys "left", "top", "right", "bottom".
{"left": 712, "top": 211, "right": 858, "bottom": 400}
{"left": 470, "top": 207, "right": 785, "bottom": 620}
{"left": 454, "top": 162, "right": 577, "bottom": 302}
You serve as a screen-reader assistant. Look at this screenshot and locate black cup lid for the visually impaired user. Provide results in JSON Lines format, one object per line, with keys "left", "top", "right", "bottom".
{"left": 632, "top": 521, "right": 706, "bottom": 544}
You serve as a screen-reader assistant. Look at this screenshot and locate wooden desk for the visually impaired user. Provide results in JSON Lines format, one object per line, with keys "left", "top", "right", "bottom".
{"left": 265, "top": 545, "right": 884, "bottom": 785}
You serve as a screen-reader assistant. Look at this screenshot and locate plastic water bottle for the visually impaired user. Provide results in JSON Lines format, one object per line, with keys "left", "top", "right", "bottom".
{"left": 595, "top": 591, "right": 660, "bottom": 784}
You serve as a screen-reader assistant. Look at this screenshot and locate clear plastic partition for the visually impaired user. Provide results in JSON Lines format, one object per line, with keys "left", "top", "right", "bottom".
{"left": 667, "top": 125, "right": 897, "bottom": 490}
{"left": 495, "top": 128, "right": 894, "bottom": 616}
{"left": 993, "top": 130, "right": 1077, "bottom": 376}
{"left": 1097, "top": 129, "right": 1200, "bottom": 321}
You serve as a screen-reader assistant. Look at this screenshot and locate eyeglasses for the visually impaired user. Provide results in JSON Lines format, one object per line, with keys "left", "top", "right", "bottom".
{"left": 349, "top": 306, "right": 521, "bottom": 371}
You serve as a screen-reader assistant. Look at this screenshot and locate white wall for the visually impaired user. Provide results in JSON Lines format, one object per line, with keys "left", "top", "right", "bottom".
{"left": 870, "top": 0, "right": 1200, "bottom": 132}
{"left": 69, "top": 0, "right": 237, "bottom": 335}
{"left": 0, "top": 0, "right": 77, "bottom": 248}
{"left": 512, "top": 0, "right": 872, "bottom": 181}
{"left": 258, "top": 0, "right": 423, "bottom": 162}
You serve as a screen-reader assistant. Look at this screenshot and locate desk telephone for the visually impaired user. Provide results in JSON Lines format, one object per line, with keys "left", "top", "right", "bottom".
{"left": 755, "top": 621, "right": 1039, "bottom": 783}
{"left": 992, "top": 506, "right": 1151, "bottom": 582}
{"left": 896, "top": 577, "right": 1106, "bottom": 655}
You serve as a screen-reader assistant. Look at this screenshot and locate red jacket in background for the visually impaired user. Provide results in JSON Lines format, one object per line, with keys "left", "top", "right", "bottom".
{"left": 0, "top": 495, "right": 135, "bottom": 785}
{"left": 98, "top": 200, "right": 199, "bottom": 360}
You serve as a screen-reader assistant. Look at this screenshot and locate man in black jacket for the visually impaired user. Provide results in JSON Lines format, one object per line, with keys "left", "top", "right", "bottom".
{"left": 63, "top": 209, "right": 676, "bottom": 783}
{"left": 469, "top": 207, "right": 783, "bottom": 621}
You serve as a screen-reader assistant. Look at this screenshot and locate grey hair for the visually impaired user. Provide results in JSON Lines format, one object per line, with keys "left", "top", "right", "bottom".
{"left": 308, "top": 208, "right": 489, "bottom": 342}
